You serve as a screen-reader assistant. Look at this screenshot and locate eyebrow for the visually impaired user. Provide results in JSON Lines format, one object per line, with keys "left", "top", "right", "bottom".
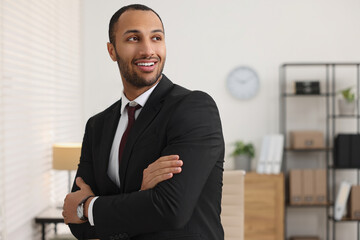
{"left": 123, "top": 29, "right": 164, "bottom": 36}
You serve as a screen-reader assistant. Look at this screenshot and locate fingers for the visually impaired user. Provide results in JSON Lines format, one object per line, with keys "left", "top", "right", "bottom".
{"left": 147, "top": 155, "right": 183, "bottom": 174}
{"left": 140, "top": 155, "right": 184, "bottom": 190}
{"left": 143, "top": 166, "right": 182, "bottom": 182}
{"left": 76, "top": 177, "right": 87, "bottom": 190}
{"left": 157, "top": 155, "right": 180, "bottom": 162}
{"left": 74, "top": 177, "right": 94, "bottom": 199}
{"left": 62, "top": 210, "right": 68, "bottom": 224}
{"left": 151, "top": 166, "right": 182, "bottom": 176}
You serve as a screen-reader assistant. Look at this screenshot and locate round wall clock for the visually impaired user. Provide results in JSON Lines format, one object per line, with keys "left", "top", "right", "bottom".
{"left": 226, "top": 66, "right": 260, "bottom": 100}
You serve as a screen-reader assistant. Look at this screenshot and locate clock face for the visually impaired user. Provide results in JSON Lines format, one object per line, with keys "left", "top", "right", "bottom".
{"left": 226, "top": 66, "right": 260, "bottom": 100}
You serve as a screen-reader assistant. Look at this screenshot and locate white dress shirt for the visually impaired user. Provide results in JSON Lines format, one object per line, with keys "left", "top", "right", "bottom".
{"left": 88, "top": 83, "right": 158, "bottom": 226}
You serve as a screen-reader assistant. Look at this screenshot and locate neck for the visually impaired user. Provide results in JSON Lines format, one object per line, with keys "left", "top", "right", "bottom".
{"left": 123, "top": 85, "right": 152, "bottom": 101}
{"left": 122, "top": 76, "right": 162, "bottom": 101}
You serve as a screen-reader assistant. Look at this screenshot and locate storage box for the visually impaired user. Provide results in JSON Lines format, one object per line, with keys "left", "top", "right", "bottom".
{"left": 349, "top": 185, "right": 360, "bottom": 219}
{"left": 290, "top": 131, "right": 324, "bottom": 149}
{"left": 290, "top": 169, "right": 303, "bottom": 205}
{"left": 303, "top": 169, "right": 315, "bottom": 204}
{"left": 335, "top": 134, "right": 360, "bottom": 168}
{"left": 294, "top": 81, "right": 320, "bottom": 95}
{"left": 314, "top": 169, "right": 327, "bottom": 204}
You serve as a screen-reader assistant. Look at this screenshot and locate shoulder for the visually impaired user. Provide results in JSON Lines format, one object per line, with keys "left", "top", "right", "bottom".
{"left": 171, "top": 87, "right": 218, "bottom": 110}
{"left": 158, "top": 75, "right": 216, "bottom": 105}
{"left": 165, "top": 85, "right": 221, "bottom": 126}
{"left": 86, "top": 99, "right": 120, "bottom": 128}
{"left": 167, "top": 84, "right": 216, "bottom": 106}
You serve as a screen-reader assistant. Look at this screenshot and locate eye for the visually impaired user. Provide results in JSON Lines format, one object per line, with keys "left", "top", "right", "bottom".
{"left": 152, "top": 36, "right": 162, "bottom": 41}
{"left": 128, "top": 36, "right": 139, "bottom": 42}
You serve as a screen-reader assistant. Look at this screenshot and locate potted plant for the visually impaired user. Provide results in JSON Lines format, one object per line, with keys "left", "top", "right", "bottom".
{"left": 231, "top": 141, "right": 255, "bottom": 171}
{"left": 338, "top": 87, "right": 356, "bottom": 115}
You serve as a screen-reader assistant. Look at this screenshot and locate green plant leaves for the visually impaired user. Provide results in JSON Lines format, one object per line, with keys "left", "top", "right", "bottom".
{"left": 231, "top": 141, "right": 255, "bottom": 158}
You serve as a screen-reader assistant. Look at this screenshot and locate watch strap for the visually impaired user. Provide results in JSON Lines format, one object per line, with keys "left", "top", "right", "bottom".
{"left": 78, "top": 195, "right": 95, "bottom": 221}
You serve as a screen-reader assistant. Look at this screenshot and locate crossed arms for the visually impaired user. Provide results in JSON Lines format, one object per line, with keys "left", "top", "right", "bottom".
{"left": 62, "top": 155, "right": 183, "bottom": 224}
{"left": 62, "top": 91, "right": 224, "bottom": 239}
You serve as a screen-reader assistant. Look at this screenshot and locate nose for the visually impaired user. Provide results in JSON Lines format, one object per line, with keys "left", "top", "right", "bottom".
{"left": 139, "top": 39, "right": 155, "bottom": 57}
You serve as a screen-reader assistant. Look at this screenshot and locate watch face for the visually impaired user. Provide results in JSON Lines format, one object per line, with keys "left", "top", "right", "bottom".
{"left": 226, "top": 66, "right": 260, "bottom": 100}
{"left": 77, "top": 204, "right": 83, "bottom": 219}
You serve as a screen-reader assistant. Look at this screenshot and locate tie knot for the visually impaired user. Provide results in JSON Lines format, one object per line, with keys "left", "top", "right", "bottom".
{"left": 127, "top": 104, "right": 141, "bottom": 119}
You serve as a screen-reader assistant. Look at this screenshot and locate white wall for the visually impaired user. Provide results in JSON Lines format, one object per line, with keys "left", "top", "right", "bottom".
{"left": 83, "top": 0, "right": 360, "bottom": 168}
{"left": 82, "top": 0, "right": 360, "bottom": 239}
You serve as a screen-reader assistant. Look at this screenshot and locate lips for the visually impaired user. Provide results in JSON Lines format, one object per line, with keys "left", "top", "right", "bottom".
{"left": 134, "top": 58, "right": 159, "bottom": 72}
{"left": 137, "top": 62, "right": 155, "bottom": 67}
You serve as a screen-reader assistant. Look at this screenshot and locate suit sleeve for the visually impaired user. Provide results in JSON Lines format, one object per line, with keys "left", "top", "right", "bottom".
{"left": 92, "top": 91, "right": 224, "bottom": 239}
{"left": 68, "top": 118, "right": 100, "bottom": 239}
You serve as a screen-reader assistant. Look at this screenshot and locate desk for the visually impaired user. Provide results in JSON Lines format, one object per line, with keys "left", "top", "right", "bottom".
{"left": 35, "top": 207, "right": 65, "bottom": 240}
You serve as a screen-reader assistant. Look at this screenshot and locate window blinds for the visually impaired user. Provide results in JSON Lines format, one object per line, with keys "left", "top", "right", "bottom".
{"left": 0, "top": 0, "right": 82, "bottom": 239}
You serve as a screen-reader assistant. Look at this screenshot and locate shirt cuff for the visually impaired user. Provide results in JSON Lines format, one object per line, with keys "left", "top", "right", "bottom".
{"left": 88, "top": 196, "right": 98, "bottom": 226}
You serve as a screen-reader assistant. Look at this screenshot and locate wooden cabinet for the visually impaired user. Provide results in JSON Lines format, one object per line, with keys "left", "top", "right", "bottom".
{"left": 244, "top": 173, "right": 284, "bottom": 240}
{"left": 222, "top": 170, "right": 245, "bottom": 240}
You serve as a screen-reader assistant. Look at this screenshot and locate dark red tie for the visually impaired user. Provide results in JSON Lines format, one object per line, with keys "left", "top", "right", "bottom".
{"left": 119, "top": 104, "right": 142, "bottom": 164}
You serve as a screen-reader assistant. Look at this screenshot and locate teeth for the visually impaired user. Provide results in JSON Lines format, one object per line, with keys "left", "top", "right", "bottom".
{"left": 137, "top": 62, "right": 155, "bottom": 66}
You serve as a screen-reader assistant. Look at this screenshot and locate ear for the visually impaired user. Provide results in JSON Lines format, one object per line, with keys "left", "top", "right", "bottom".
{"left": 107, "top": 42, "right": 117, "bottom": 62}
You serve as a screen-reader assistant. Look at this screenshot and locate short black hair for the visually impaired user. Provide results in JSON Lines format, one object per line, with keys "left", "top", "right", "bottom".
{"left": 108, "top": 4, "right": 164, "bottom": 45}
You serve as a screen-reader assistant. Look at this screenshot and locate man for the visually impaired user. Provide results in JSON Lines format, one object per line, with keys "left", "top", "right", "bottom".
{"left": 63, "top": 4, "right": 225, "bottom": 240}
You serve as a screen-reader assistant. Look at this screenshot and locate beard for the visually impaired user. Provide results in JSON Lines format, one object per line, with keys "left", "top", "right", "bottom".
{"left": 115, "top": 50, "right": 165, "bottom": 88}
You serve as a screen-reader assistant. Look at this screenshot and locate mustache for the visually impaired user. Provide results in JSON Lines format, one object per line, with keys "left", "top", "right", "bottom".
{"left": 133, "top": 56, "right": 160, "bottom": 62}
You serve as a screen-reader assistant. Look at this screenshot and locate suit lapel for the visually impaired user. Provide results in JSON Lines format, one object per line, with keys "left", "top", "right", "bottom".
{"left": 119, "top": 76, "right": 174, "bottom": 190}
{"left": 98, "top": 99, "right": 122, "bottom": 194}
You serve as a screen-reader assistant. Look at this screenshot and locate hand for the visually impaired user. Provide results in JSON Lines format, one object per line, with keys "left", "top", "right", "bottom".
{"left": 141, "top": 155, "right": 183, "bottom": 191}
{"left": 62, "top": 177, "right": 95, "bottom": 224}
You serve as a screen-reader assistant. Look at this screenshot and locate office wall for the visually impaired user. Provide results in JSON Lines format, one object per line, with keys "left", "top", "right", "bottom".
{"left": 82, "top": 0, "right": 360, "bottom": 168}
{"left": 83, "top": 1, "right": 360, "bottom": 238}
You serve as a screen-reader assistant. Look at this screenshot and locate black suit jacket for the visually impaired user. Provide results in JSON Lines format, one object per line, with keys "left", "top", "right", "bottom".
{"left": 69, "top": 75, "right": 225, "bottom": 240}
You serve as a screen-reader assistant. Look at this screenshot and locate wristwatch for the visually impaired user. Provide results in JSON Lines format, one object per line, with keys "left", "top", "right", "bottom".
{"left": 77, "top": 195, "right": 94, "bottom": 221}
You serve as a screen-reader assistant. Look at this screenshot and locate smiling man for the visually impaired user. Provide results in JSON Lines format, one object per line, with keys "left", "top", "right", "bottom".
{"left": 62, "top": 4, "right": 225, "bottom": 240}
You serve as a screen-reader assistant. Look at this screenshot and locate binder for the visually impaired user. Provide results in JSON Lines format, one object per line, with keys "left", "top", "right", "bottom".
{"left": 290, "top": 169, "right": 303, "bottom": 205}
{"left": 349, "top": 185, "right": 360, "bottom": 219}
{"left": 334, "top": 135, "right": 351, "bottom": 168}
{"left": 351, "top": 135, "right": 360, "bottom": 168}
{"left": 303, "top": 169, "right": 315, "bottom": 204}
{"left": 256, "top": 135, "right": 271, "bottom": 174}
{"left": 314, "top": 169, "right": 327, "bottom": 204}
{"left": 335, "top": 134, "right": 360, "bottom": 168}
{"left": 265, "top": 136, "right": 276, "bottom": 174}
{"left": 271, "top": 134, "right": 284, "bottom": 174}
{"left": 256, "top": 135, "right": 284, "bottom": 174}
{"left": 334, "top": 181, "right": 351, "bottom": 220}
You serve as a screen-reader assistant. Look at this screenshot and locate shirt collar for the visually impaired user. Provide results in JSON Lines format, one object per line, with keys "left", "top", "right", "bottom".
{"left": 120, "top": 82, "right": 159, "bottom": 114}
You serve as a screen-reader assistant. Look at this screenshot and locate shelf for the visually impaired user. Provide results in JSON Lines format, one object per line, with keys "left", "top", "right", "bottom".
{"left": 329, "top": 114, "right": 360, "bottom": 119}
{"left": 280, "top": 62, "right": 360, "bottom": 240}
{"left": 282, "top": 93, "right": 331, "bottom": 97}
{"left": 330, "top": 216, "right": 360, "bottom": 222}
{"left": 285, "top": 148, "right": 331, "bottom": 152}
{"left": 287, "top": 203, "right": 332, "bottom": 208}
{"left": 331, "top": 167, "right": 360, "bottom": 170}
{"left": 282, "top": 62, "right": 360, "bottom": 67}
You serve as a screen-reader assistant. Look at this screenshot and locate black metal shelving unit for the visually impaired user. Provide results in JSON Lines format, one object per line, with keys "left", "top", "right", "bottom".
{"left": 280, "top": 62, "right": 360, "bottom": 240}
